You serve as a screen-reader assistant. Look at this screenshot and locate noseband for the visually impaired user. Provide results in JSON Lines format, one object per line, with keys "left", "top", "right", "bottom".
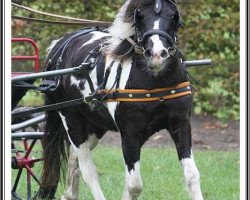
{"left": 133, "top": 0, "right": 181, "bottom": 52}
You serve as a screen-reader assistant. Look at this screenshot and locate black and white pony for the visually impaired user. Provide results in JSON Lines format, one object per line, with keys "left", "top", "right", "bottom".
{"left": 39, "top": 0, "right": 204, "bottom": 199}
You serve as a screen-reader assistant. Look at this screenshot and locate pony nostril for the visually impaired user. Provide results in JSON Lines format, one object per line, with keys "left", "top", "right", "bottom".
{"left": 160, "top": 49, "right": 168, "bottom": 58}
{"left": 144, "top": 49, "right": 152, "bottom": 59}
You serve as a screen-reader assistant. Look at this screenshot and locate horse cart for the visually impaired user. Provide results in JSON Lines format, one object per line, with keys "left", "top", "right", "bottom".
{"left": 11, "top": 37, "right": 46, "bottom": 200}
{"left": 11, "top": 36, "right": 106, "bottom": 199}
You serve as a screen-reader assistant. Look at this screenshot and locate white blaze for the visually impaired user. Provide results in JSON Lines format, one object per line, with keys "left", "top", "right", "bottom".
{"left": 150, "top": 20, "right": 165, "bottom": 56}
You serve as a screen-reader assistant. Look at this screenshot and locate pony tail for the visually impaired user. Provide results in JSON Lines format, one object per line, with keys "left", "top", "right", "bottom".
{"left": 38, "top": 97, "right": 69, "bottom": 199}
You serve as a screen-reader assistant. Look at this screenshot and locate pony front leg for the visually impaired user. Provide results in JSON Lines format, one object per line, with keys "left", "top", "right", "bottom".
{"left": 121, "top": 137, "right": 143, "bottom": 200}
{"left": 169, "top": 117, "right": 203, "bottom": 200}
{"left": 181, "top": 153, "right": 203, "bottom": 200}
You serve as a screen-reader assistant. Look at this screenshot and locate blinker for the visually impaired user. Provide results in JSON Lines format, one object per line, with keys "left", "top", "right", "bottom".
{"left": 154, "top": 0, "right": 162, "bottom": 14}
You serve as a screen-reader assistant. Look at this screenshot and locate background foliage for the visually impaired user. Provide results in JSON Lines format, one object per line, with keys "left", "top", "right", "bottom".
{"left": 11, "top": 0, "right": 240, "bottom": 120}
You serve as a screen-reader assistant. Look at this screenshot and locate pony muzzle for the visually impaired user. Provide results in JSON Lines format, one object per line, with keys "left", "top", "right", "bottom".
{"left": 143, "top": 46, "right": 176, "bottom": 68}
{"left": 144, "top": 46, "right": 176, "bottom": 59}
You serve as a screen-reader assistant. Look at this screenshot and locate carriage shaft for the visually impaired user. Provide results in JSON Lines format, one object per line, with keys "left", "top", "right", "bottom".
{"left": 11, "top": 63, "right": 90, "bottom": 83}
{"left": 183, "top": 59, "right": 212, "bottom": 67}
{"left": 11, "top": 114, "right": 46, "bottom": 132}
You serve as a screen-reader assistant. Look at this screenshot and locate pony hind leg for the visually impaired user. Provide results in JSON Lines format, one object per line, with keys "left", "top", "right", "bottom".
{"left": 73, "top": 137, "right": 106, "bottom": 200}
{"left": 59, "top": 112, "right": 106, "bottom": 200}
{"left": 169, "top": 117, "right": 203, "bottom": 200}
{"left": 39, "top": 109, "right": 68, "bottom": 199}
{"left": 61, "top": 134, "right": 102, "bottom": 200}
{"left": 61, "top": 145, "right": 80, "bottom": 200}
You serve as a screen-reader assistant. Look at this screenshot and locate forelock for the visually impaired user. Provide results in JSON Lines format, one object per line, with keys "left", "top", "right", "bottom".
{"left": 124, "top": 0, "right": 153, "bottom": 22}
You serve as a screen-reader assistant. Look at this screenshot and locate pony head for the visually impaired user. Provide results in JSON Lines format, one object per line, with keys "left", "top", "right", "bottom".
{"left": 108, "top": 0, "right": 183, "bottom": 76}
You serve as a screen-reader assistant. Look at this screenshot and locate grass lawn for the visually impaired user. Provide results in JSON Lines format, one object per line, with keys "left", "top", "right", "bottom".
{"left": 53, "top": 146, "right": 240, "bottom": 200}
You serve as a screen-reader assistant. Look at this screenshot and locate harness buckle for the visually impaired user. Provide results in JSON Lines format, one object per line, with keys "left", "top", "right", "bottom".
{"left": 159, "top": 97, "right": 165, "bottom": 102}
{"left": 134, "top": 45, "right": 144, "bottom": 54}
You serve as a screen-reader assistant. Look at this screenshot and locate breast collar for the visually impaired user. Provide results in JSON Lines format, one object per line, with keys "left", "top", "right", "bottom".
{"left": 95, "top": 81, "right": 192, "bottom": 102}
{"left": 85, "top": 57, "right": 192, "bottom": 103}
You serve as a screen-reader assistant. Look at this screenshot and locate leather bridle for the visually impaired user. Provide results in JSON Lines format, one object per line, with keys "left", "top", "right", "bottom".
{"left": 132, "top": 0, "right": 182, "bottom": 55}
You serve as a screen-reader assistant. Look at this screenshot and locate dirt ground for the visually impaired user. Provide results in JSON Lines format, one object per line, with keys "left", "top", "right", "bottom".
{"left": 100, "top": 115, "right": 240, "bottom": 151}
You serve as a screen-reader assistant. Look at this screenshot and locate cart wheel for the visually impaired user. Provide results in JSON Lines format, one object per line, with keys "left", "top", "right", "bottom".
{"left": 11, "top": 107, "right": 45, "bottom": 200}
{"left": 11, "top": 139, "right": 44, "bottom": 200}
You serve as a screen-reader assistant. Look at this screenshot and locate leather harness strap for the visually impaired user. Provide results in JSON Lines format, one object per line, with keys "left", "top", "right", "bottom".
{"left": 94, "top": 82, "right": 192, "bottom": 102}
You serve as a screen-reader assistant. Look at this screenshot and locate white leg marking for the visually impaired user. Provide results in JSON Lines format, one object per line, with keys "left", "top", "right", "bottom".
{"left": 61, "top": 146, "right": 80, "bottom": 200}
{"left": 78, "top": 31, "right": 110, "bottom": 51}
{"left": 88, "top": 134, "right": 100, "bottom": 150}
{"left": 75, "top": 142, "right": 106, "bottom": 200}
{"left": 61, "top": 136, "right": 101, "bottom": 200}
{"left": 59, "top": 112, "right": 104, "bottom": 199}
{"left": 181, "top": 154, "right": 203, "bottom": 200}
{"left": 122, "top": 162, "right": 143, "bottom": 200}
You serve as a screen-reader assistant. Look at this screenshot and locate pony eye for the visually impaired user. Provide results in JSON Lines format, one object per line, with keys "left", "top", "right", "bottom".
{"left": 172, "top": 11, "right": 180, "bottom": 21}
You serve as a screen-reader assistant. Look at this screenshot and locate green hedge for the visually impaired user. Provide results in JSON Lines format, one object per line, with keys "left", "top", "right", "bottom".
{"left": 179, "top": 0, "right": 239, "bottom": 120}
{"left": 12, "top": 0, "right": 239, "bottom": 120}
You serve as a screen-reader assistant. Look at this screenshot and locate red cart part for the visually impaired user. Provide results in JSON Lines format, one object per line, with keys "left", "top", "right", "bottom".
{"left": 12, "top": 139, "right": 44, "bottom": 199}
{"left": 12, "top": 38, "right": 40, "bottom": 76}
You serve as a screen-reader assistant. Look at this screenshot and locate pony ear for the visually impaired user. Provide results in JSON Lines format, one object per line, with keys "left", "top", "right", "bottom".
{"left": 179, "top": 19, "right": 184, "bottom": 28}
{"left": 133, "top": 8, "right": 141, "bottom": 28}
{"left": 154, "top": 0, "right": 162, "bottom": 14}
{"left": 170, "top": 0, "right": 177, "bottom": 4}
